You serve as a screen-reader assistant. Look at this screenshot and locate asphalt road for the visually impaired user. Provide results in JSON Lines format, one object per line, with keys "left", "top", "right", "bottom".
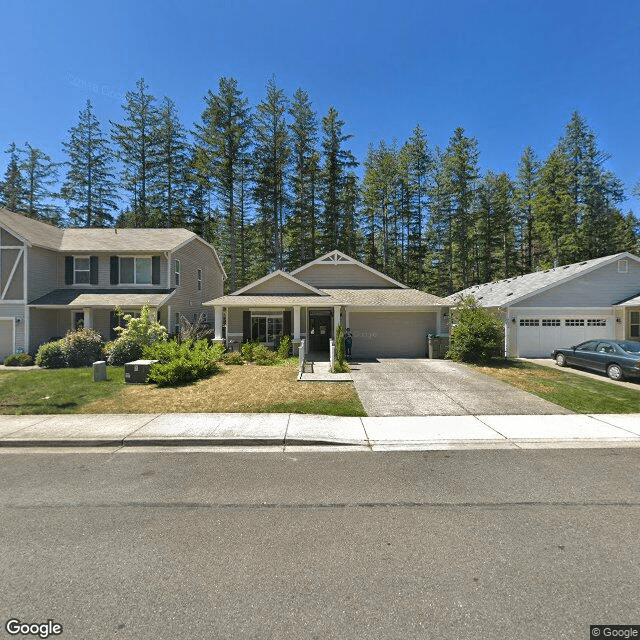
{"left": 1, "top": 448, "right": 639, "bottom": 639}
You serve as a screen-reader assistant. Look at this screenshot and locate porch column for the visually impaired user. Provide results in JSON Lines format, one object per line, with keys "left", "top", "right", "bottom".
{"left": 82, "top": 308, "right": 92, "bottom": 329}
{"left": 333, "top": 305, "right": 341, "bottom": 338}
{"left": 214, "top": 305, "right": 224, "bottom": 343}
{"left": 293, "top": 306, "right": 301, "bottom": 341}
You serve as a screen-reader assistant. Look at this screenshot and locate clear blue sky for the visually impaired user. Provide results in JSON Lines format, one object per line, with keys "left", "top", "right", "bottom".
{"left": 1, "top": 0, "right": 639, "bottom": 213}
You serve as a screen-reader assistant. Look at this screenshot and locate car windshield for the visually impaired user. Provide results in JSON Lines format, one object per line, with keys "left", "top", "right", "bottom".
{"left": 617, "top": 341, "right": 640, "bottom": 353}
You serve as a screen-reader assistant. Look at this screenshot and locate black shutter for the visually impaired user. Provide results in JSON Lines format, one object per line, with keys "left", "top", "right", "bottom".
{"left": 243, "top": 311, "right": 251, "bottom": 343}
{"left": 283, "top": 310, "right": 291, "bottom": 337}
{"left": 64, "top": 256, "right": 74, "bottom": 285}
{"left": 152, "top": 256, "right": 160, "bottom": 285}
{"left": 110, "top": 256, "right": 119, "bottom": 285}
{"left": 89, "top": 256, "right": 98, "bottom": 285}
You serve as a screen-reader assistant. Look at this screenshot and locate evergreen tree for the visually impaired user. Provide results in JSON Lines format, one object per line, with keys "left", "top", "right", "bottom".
{"left": 21, "top": 143, "right": 62, "bottom": 223}
{"left": 252, "top": 78, "right": 290, "bottom": 272}
{"left": 339, "top": 171, "right": 360, "bottom": 257}
{"left": 0, "top": 143, "right": 27, "bottom": 212}
{"left": 514, "top": 146, "right": 539, "bottom": 273}
{"left": 319, "top": 107, "right": 357, "bottom": 253}
{"left": 111, "top": 78, "right": 161, "bottom": 227}
{"left": 61, "top": 100, "right": 118, "bottom": 227}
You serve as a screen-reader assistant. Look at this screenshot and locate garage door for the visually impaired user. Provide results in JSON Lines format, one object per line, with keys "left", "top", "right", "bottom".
{"left": 348, "top": 312, "right": 436, "bottom": 358}
{"left": 0, "top": 319, "right": 14, "bottom": 362}
{"left": 517, "top": 316, "right": 612, "bottom": 358}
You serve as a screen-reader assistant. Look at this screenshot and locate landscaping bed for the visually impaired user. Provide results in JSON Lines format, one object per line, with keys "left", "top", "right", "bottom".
{"left": 472, "top": 359, "right": 640, "bottom": 414}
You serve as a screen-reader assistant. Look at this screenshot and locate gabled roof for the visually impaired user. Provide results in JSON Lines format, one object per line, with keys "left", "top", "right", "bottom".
{"left": 0, "top": 208, "right": 64, "bottom": 249}
{"left": 446, "top": 252, "right": 640, "bottom": 307}
{"left": 231, "top": 270, "right": 327, "bottom": 296}
{"left": 291, "top": 250, "right": 409, "bottom": 289}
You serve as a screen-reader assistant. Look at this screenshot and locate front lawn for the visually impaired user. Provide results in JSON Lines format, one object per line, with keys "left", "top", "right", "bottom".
{"left": 0, "top": 361, "right": 365, "bottom": 416}
{"left": 472, "top": 360, "right": 640, "bottom": 413}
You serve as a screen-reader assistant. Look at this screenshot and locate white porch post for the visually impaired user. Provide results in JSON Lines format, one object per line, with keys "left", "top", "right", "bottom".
{"left": 436, "top": 308, "right": 442, "bottom": 335}
{"left": 214, "top": 305, "right": 224, "bottom": 343}
{"left": 333, "top": 305, "right": 341, "bottom": 337}
{"left": 82, "top": 308, "right": 92, "bottom": 329}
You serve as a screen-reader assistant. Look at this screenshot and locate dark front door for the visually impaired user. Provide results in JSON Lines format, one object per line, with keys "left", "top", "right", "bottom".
{"left": 309, "top": 313, "right": 331, "bottom": 352}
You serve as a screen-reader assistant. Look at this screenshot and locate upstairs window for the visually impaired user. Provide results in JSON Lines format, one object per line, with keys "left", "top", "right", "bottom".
{"left": 197, "top": 268, "right": 202, "bottom": 291}
{"left": 65, "top": 256, "right": 98, "bottom": 285}
{"left": 74, "top": 257, "right": 91, "bottom": 284}
{"left": 120, "top": 257, "right": 152, "bottom": 285}
{"left": 175, "top": 260, "right": 180, "bottom": 286}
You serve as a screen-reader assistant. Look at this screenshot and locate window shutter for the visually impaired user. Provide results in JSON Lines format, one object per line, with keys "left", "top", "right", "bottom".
{"left": 283, "top": 310, "right": 291, "bottom": 337}
{"left": 90, "top": 256, "right": 99, "bottom": 285}
{"left": 64, "top": 256, "right": 74, "bottom": 285}
{"left": 152, "top": 256, "right": 160, "bottom": 285}
{"left": 243, "top": 311, "right": 251, "bottom": 343}
{"left": 110, "top": 256, "right": 119, "bottom": 285}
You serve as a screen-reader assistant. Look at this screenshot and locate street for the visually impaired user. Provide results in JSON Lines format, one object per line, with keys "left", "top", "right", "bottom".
{"left": 1, "top": 448, "right": 639, "bottom": 639}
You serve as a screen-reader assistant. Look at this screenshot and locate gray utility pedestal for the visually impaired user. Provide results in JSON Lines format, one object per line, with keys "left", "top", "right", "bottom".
{"left": 93, "top": 360, "right": 107, "bottom": 382}
{"left": 428, "top": 335, "right": 449, "bottom": 359}
{"left": 124, "top": 360, "right": 159, "bottom": 384}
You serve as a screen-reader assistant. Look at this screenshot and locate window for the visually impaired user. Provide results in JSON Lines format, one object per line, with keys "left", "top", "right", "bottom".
{"left": 74, "top": 257, "right": 90, "bottom": 284}
{"left": 565, "top": 319, "right": 585, "bottom": 327}
{"left": 587, "top": 319, "right": 607, "bottom": 327}
{"left": 519, "top": 319, "right": 539, "bottom": 327}
{"left": 251, "top": 313, "right": 283, "bottom": 344}
{"left": 541, "top": 319, "right": 561, "bottom": 327}
{"left": 576, "top": 340, "right": 598, "bottom": 352}
{"left": 197, "top": 268, "right": 202, "bottom": 291}
{"left": 119, "top": 257, "right": 152, "bottom": 285}
{"left": 618, "top": 259, "right": 628, "bottom": 274}
{"left": 630, "top": 312, "right": 640, "bottom": 339}
{"left": 175, "top": 260, "right": 180, "bottom": 286}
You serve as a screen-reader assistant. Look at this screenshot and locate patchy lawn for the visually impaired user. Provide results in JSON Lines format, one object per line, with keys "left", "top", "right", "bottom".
{"left": 79, "top": 362, "right": 366, "bottom": 416}
{"left": 0, "top": 367, "right": 125, "bottom": 414}
{"left": 472, "top": 359, "right": 640, "bottom": 414}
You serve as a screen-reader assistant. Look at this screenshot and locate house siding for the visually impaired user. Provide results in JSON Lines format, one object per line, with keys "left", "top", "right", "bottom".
{"left": 30, "top": 308, "right": 61, "bottom": 350}
{"left": 243, "top": 275, "right": 316, "bottom": 295}
{"left": 28, "top": 247, "right": 58, "bottom": 301}
{"left": 1, "top": 247, "right": 24, "bottom": 300}
{"left": 515, "top": 260, "right": 640, "bottom": 308}
{"left": 295, "top": 263, "right": 398, "bottom": 289}
{"left": 0, "top": 303, "right": 26, "bottom": 353}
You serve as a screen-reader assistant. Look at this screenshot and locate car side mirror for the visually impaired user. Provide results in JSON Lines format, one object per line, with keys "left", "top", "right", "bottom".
{"left": 571, "top": 346, "right": 576, "bottom": 350}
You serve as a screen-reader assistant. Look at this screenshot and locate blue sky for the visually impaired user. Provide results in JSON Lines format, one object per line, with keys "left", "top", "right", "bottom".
{"left": 1, "top": 0, "right": 639, "bottom": 212}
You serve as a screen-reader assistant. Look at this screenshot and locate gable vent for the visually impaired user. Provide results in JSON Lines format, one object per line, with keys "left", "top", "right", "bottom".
{"left": 618, "top": 259, "right": 629, "bottom": 274}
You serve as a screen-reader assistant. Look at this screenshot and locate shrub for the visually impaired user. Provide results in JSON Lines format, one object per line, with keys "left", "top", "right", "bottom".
{"left": 144, "top": 339, "right": 224, "bottom": 386}
{"left": 277, "top": 335, "right": 292, "bottom": 360}
{"left": 63, "top": 328, "right": 104, "bottom": 367}
{"left": 447, "top": 297, "right": 503, "bottom": 364}
{"left": 333, "top": 324, "right": 349, "bottom": 372}
{"left": 104, "top": 337, "right": 143, "bottom": 366}
{"left": 108, "top": 304, "right": 168, "bottom": 365}
{"left": 222, "top": 351, "right": 245, "bottom": 365}
{"left": 4, "top": 353, "right": 33, "bottom": 366}
{"left": 35, "top": 340, "right": 67, "bottom": 368}
{"left": 253, "top": 343, "right": 278, "bottom": 366}
{"left": 241, "top": 341, "right": 256, "bottom": 362}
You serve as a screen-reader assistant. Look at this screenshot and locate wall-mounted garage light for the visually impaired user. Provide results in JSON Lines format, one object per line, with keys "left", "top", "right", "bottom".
{"left": 511, "top": 317, "right": 516, "bottom": 323}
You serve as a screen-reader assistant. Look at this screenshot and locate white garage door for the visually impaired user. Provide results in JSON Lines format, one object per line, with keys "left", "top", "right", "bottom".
{"left": 0, "top": 319, "right": 15, "bottom": 362}
{"left": 348, "top": 312, "right": 436, "bottom": 358}
{"left": 517, "top": 316, "right": 612, "bottom": 358}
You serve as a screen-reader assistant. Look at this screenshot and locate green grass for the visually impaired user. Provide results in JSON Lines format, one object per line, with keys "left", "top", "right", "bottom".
{"left": 0, "top": 367, "right": 125, "bottom": 414}
{"left": 473, "top": 359, "right": 640, "bottom": 413}
{"left": 256, "top": 398, "right": 366, "bottom": 416}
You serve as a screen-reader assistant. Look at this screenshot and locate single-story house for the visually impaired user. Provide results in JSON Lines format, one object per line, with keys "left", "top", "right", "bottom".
{"left": 0, "top": 207, "right": 226, "bottom": 360}
{"left": 204, "top": 250, "right": 449, "bottom": 359}
{"left": 446, "top": 252, "right": 640, "bottom": 358}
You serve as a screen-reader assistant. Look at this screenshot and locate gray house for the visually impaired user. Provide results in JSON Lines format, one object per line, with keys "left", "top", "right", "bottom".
{"left": 205, "top": 250, "right": 448, "bottom": 358}
{"left": 447, "top": 252, "right": 640, "bottom": 358}
{"left": 0, "top": 208, "right": 225, "bottom": 360}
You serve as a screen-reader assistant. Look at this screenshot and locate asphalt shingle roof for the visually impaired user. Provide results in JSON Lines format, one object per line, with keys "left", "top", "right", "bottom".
{"left": 29, "top": 289, "right": 175, "bottom": 307}
{"left": 445, "top": 253, "right": 635, "bottom": 307}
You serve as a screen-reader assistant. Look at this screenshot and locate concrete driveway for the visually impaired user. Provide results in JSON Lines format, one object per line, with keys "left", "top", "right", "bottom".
{"left": 349, "top": 358, "right": 571, "bottom": 417}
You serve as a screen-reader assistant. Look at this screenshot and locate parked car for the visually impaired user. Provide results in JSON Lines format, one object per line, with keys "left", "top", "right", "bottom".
{"left": 552, "top": 340, "right": 640, "bottom": 381}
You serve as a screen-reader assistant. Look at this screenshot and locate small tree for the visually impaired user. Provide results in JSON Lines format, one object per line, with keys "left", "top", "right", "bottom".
{"left": 333, "top": 323, "right": 349, "bottom": 372}
{"left": 447, "top": 297, "right": 503, "bottom": 363}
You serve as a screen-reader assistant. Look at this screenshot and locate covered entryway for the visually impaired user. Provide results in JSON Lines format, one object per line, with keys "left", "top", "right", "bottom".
{"left": 0, "top": 319, "right": 15, "bottom": 362}
{"left": 516, "top": 316, "right": 614, "bottom": 358}
{"left": 308, "top": 310, "right": 332, "bottom": 352}
{"left": 348, "top": 311, "right": 436, "bottom": 358}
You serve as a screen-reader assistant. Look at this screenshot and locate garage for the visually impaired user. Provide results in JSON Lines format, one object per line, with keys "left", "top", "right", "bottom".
{"left": 516, "top": 316, "right": 613, "bottom": 358}
{"left": 348, "top": 311, "right": 437, "bottom": 358}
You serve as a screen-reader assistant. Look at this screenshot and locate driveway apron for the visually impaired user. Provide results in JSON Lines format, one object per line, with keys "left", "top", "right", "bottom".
{"left": 349, "top": 359, "right": 571, "bottom": 417}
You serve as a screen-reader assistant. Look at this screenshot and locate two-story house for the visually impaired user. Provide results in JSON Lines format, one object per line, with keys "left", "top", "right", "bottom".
{"left": 0, "top": 208, "right": 226, "bottom": 360}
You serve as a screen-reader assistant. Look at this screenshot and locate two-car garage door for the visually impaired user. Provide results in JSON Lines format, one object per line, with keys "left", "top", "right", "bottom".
{"left": 516, "top": 316, "right": 613, "bottom": 358}
{"left": 348, "top": 312, "right": 437, "bottom": 358}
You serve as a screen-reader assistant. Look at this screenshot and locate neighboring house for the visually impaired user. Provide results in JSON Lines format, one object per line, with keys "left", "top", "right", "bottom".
{"left": 204, "top": 250, "right": 448, "bottom": 359}
{"left": 446, "top": 252, "right": 640, "bottom": 358}
{"left": 0, "top": 208, "right": 225, "bottom": 361}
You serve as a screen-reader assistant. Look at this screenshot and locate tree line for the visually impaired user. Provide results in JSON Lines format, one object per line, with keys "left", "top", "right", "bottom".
{"left": 0, "top": 76, "right": 637, "bottom": 296}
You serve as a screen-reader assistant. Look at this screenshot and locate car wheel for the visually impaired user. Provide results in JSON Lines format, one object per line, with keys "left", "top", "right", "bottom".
{"left": 607, "top": 364, "right": 623, "bottom": 381}
{"left": 555, "top": 353, "right": 566, "bottom": 367}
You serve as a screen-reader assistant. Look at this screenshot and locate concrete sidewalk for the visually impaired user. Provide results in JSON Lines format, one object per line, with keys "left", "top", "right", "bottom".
{"left": 1, "top": 412, "right": 639, "bottom": 450}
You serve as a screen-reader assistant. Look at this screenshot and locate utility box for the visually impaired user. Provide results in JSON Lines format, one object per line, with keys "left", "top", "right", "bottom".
{"left": 427, "top": 335, "right": 449, "bottom": 359}
{"left": 124, "top": 359, "right": 158, "bottom": 384}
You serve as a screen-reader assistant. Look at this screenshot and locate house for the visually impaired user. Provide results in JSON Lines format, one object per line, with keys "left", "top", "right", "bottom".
{"left": 446, "top": 252, "right": 640, "bottom": 358}
{"left": 0, "top": 208, "right": 225, "bottom": 360}
{"left": 204, "top": 250, "right": 448, "bottom": 359}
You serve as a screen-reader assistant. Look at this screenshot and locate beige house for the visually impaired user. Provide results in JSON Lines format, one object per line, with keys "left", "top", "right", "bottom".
{"left": 205, "top": 250, "right": 448, "bottom": 358}
{"left": 447, "top": 252, "right": 640, "bottom": 358}
{"left": 0, "top": 208, "right": 225, "bottom": 360}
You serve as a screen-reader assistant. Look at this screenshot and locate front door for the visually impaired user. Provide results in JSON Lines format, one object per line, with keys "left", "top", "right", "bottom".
{"left": 309, "top": 313, "right": 331, "bottom": 352}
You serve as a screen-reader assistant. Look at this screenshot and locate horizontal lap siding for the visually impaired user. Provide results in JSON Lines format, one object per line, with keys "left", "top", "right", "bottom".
{"left": 295, "top": 263, "right": 397, "bottom": 288}
{"left": 28, "top": 247, "right": 58, "bottom": 300}
{"left": 244, "top": 275, "right": 312, "bottom": 295}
